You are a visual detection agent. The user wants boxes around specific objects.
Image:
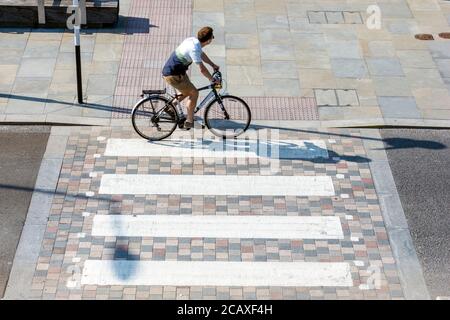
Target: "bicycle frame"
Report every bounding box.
[165,83,224,116]
[145,71,229,123]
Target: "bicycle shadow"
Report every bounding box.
[148,138,371,164]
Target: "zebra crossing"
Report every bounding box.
[80,136,355,289]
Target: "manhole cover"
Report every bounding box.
[415,34,434,40]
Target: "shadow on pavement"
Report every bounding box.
[0,93,132,115]
[0,184,118,203]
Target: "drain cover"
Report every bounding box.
[415,34,434,40]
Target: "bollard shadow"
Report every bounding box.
[0,93,132,115]
[0,184,118,203]
[377,137,446,151]
[244,122,448,152]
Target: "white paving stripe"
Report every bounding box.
[91,215,344,239]
[99,174,335,196]
[104,138,329,159]
[81,261,353,287]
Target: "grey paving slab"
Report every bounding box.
[378,96,421,119]
[323,29,358,42]
[17,58,57,78]
[336,89,359,106]
[225,34,258,49]
[263,78,301,96]
[44,96,82,117]
[82,95,113,118]
[59,37,96,54]
[314,89,338,106]
[387,20,417,34]
[368,41,396,57]
[223,19,257,34]
[404,68,446,89]
[435,59,450,78]
[318,106,382,121]
[373,77,412,97]
[0,49,24,64]
[0,65,18,86]
[92,43,123,62]
[330,59,368,78]
[0,103,7,114]
[260,44,295,61]
[12,78,51,95]
[56,52,93,68]
[23,40,60,58]
[291,33,328,51]
[28,29,64,41]
[288,17,319,33]
[193,12,225,27]
[326,40,362,59]
[0,38,28,50]
[397,50,436,69]
[256,15,289,29]
[366,58,404,76]
[261,61,298,79]
[227,65,263,85]
[226,84,264,96]
[87,75,116,95]
[259,29,292,44]
[6,95,47,114]
[378,2,413,18]
[427,42,450,59]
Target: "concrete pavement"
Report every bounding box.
[0,0,449,127]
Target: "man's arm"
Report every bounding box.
[197,62,214,82]
[201,52,219,70]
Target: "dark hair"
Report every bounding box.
[197,27,214,43]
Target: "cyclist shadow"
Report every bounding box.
[149,139,371,164]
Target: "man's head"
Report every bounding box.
[197,26,214,46]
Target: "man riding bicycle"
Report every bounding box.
[162,26,220,129]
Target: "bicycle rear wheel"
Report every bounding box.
[131,96,178,141]
[204,95,251,139]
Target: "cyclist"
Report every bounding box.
[162,26,220,129]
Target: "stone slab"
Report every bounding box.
[378,96,421,119]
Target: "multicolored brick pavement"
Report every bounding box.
[27,125,405,300]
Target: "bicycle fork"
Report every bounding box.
[214,92,230,120]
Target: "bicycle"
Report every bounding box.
[131,71,252,141]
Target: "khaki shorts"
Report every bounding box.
[163,74,196,96]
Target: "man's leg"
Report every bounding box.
[185,89,199,124]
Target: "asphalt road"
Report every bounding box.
[380,128,450,299]
[0,125,50,298]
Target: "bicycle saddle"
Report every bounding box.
[142,89,166,95]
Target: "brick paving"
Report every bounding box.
[29,126,404,299]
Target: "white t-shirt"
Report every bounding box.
[175,37,203,65]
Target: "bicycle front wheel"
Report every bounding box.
[204,95,251,138]
[131,96,178,141]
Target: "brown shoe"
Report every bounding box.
[183,121,193,129]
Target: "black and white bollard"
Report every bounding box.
[73,0,83,104]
